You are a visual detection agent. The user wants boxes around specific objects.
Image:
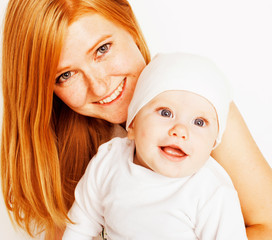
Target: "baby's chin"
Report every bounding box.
[157,170,193,179]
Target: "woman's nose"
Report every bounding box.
[168,124,189,140]
[88,78,108,97]
[85,71,109,97]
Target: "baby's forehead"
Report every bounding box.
[126,52,232,144]
[148,90,218,115]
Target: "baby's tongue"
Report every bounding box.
[161,146,186,157]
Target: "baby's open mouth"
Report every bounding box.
[160,146,187,158]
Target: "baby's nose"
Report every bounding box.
[168,124,188,140]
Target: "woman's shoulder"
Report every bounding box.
[110,124,127,138]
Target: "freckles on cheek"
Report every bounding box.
[115,46,145,74]
[113,55,135,74]
[56,88,85,108]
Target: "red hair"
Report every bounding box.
[1,0,150,238]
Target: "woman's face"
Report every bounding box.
[54,13,146,123]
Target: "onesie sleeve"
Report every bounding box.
[62,148,108,240]
[195,186,248,240]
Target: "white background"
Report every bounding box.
[1,0,272,239]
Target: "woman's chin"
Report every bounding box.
[103,113,127,124]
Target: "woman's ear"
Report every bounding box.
[127,121,135,140]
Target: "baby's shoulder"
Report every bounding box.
[198,157,234,188]
[189,158,238,207]
[90,137,134,170]
[81,137,134,187]
[97,137,134,156]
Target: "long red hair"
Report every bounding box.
[1,0,150,238]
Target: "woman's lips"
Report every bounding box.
[159,145,188,162]
[95,78,126,105]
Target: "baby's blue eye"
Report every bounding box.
[194,118,205,127]
[159,109,173,118]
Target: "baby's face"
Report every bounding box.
[128,90,218,178]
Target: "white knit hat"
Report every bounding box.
[126,52,232,146]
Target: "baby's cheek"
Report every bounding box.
[139,130,147,139]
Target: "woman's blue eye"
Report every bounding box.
[194,118,205,127]
[159,109,173,118]
[97,43,110,56]
[56,71,75,84]
[61,71,71,79]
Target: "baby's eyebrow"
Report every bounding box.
[196,110,217,120]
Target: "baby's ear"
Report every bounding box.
[212,139,219,150]
[127,120,135,140]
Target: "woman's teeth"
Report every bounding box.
[98,80,125,104]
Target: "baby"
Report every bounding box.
[63,53,247,240]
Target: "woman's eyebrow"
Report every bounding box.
[86,34,112,55]
[56,34,112,75]
[55,66,71,78]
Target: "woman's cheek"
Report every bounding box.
[116,40,146,76]
[55,82,88,109]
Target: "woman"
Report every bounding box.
[1,0,272,239]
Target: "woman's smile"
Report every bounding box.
[54,14,146,123]
[96,78,126,104]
